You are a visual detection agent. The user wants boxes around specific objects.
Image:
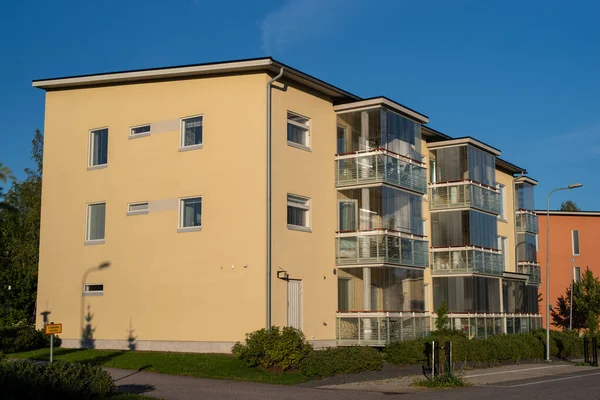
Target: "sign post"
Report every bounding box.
[44,322,62,363]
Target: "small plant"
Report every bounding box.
[413,374,469,388]
[299,346,383,378]
[232,326,312,371]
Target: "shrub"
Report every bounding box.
[0,325,61,353]
[232,326,313,371]
[299,346,383,378]
[0,360,115,399]
[413,374,468,388]
[383,339,427,365]
[551,330,583,359]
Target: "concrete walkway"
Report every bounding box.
[108,362,598,399]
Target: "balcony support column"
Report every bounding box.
[363,267,372,340]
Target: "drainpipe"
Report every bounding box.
[266,67,284,329]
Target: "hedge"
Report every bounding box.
[0,360,115,399]
[0,325,61,353]
[299,346,383,378]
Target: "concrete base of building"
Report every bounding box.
[60,339,236,353]
[310,339,337,349]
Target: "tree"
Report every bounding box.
[0,130,43,327]
[435,301,450,332]
[0,162,15,184]
[551,267,600,333]
[560,200,580,211]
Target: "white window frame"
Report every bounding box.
[129,123,151,138]
[497,183,507,221]
[572,229,580,256]
[287,111,311,151]
[498,236,508,270]
[178,196,202,232]
[88,127,109,169]
[85,202,106,244]
[127,202,149,216]
[179,114,203,151]
[83,283,104,296]
[287,194,311,232]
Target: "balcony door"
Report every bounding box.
[287,280,302,330]
[338,200,358,231]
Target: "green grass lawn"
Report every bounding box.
[10,348,309,385]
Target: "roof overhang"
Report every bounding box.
[32,57,360,102]
[503,272,528,281]
[426,137,501,156]
[333,96,429,124]
[515,176,538,186]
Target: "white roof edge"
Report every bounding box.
[515,176,538,186]
[32,59,275,89]
[333,97,429,124]
[535,211,600,216]
[426,137,501,156]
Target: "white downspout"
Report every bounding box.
[267,67,284,329]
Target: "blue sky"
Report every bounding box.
[1,0,598,209]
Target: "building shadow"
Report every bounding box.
[80,304,96,349]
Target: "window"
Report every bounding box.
[287,112,310,149]
[497,184,506,220]
[130,124,150,137]
[180,116,203,149]
[89,128,108,167]
[572,230,580,256]
[83,284,104,296]
[179,197,202,230]
[287,194,310,230]
[499,236,508,270]
[574,266,581,283]
[127,202,149,215]
[86,203,106,242]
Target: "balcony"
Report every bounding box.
[335,150,426,194]
[516,210,538,234]
[429,181,501,215]
[517,262,541,285]
[337,312,431,346]
[431,247,504,276]
[336,231,428,268]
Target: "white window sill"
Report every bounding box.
[129,132,151,139]
[179,144,203,152]
[84,240,105,246]
[87,164,108,171]
[287,141,311,152]
[287,224,312,233]
[498,218,508,223]
[127,210,149,216]
[178,226,202,233]
[83,292,104,296]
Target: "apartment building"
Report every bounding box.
[33,57,540,352]
[536,210,600,328]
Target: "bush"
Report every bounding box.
[551,330,583,359]
[232,326,313,371]
[299,346,383,378]
[0,360,115,399]
[383,339,427,365]
[0,325,61,353]
[413,374,468,388]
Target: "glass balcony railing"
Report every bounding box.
[429,181,501,215]
[517,262,541,285]
[335,151,427,194]
[431,247,504,276]
[336,231,429,268]
[516,210,538,234]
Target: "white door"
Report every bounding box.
[287,280,302,330]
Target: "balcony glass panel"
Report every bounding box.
[516,232,537,263]
[430,145,496,187]
[516,210,538,233]
[433,275,501,313]
[336,108,422,161]
[338,187,424,235]
[515,182,535,210]
[336,313,431,345]
[431,248,504,275]
[336,233,429,267]
[502,279,539,313]
[431,210,499,249]
[429,182,501,214]
[338,267,425,312]
[517,263,541,286]
[335,152,426,194]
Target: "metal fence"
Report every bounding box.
[432,313,543,339]
[431,248,504,276]
[430,182,501,215]
[337,312,431,346]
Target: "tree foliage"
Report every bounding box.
[560,200,580,211]
[551,267,600,334]
[0,130,43,327]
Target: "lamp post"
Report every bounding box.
[570,257,575,331]
[545,183,582,361]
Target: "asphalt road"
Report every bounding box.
[112,367,600,400]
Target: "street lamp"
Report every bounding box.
[545,183,583,361]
